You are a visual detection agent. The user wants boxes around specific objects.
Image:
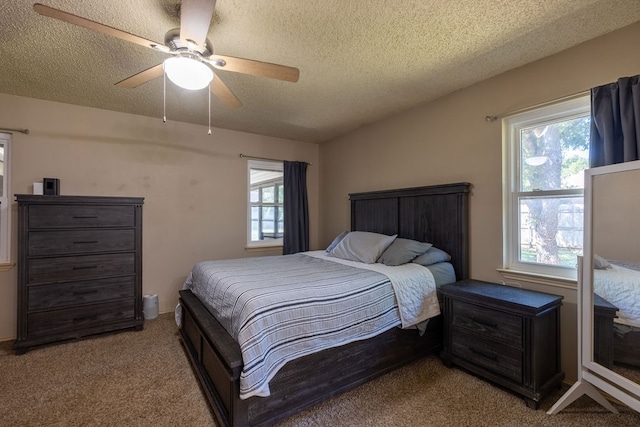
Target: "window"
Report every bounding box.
[0,133,11,265]
[248,160,284,246]
[503,96,590,279]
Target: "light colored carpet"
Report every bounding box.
[1,313,639,426]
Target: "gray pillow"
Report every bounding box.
[377,238,432,266]
[326,231,349,252]
[412,246,451,267]
[594,254,611,270]
[328,231,397,264]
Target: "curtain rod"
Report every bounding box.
[0,127,29,134]
[485,89,590,122]
[239,154,312,165]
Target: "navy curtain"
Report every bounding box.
[589,75,640,167]
[283,161,309,255]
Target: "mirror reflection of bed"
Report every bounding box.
[592,168,640,385]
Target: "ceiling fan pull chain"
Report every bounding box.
[208,83,212,135]
[163,71,167,123]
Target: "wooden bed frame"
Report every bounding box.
[614,331,640,367]
[178,182,470,427]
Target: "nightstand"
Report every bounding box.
[593,293,618,368]
[440,279,564,409]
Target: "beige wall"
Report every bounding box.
[593,168,640,262]
[0,93,319,340]
[318,22,640,381]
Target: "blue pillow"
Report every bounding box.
[593,254,611,270]
[412,247,451,266]
[377,238,432,266]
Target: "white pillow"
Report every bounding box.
[328,231,397,264]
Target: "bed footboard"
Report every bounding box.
[179,289,442,427]
[179,290,248,426]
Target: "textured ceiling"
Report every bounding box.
[1,1,640,143]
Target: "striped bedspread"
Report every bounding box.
[182,251,439,399]
[594,262,640,328]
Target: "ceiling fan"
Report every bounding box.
[33,1,300,109]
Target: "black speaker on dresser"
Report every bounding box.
[43,177,60,195]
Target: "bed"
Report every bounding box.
[177,182,470,427]
[593,260,640,368]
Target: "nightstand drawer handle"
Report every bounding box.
[471,317,498,328]
[72,265,98,270]
[72,216,99,219]
[470,347,498,361]
[73,240,99,244]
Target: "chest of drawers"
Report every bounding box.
[14,195,144,353]
[440,279,564,409]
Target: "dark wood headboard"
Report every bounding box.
[350,182,470,280]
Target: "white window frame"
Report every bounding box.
[502,96,590,279]
[247,160,284,248]
[0,133,11,265]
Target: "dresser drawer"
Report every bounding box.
[27,299,135,338]
[28,229,135,256]
[28,253,135,285]
[452,329,523,382]
[451,300,522,347]
[28,276,136,310]
[28,204,135,229]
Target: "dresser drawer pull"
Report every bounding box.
[470,347,498,361]
[471,317,498,328]
[72,216,99,219]
[72,265,98,270]
[73,240,99,244]
[72,289,99,296]
[74,315,98,323]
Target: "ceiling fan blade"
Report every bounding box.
[209,55,300,83]
[115,64,164,88]
[180,0,216,49]
[210,76,242,109]
[33,3,169,52]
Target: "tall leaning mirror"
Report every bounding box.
[548,160,640,414]
[585,160,640,405]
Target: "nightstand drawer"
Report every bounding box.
[27,299,135,338]
[28,276,136,310]
[28,204,135,229]
[28,229,135,256]
[451,300,522,346]
[452,330,522,382]
[28,253,135,285]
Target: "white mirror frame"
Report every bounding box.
[582,160,640,408]
[549,160,640,414]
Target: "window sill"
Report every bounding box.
[497,268,577,290]
[245,245,283,253]
[0,263,15,272]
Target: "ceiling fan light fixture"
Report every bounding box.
[163,56,213,90]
